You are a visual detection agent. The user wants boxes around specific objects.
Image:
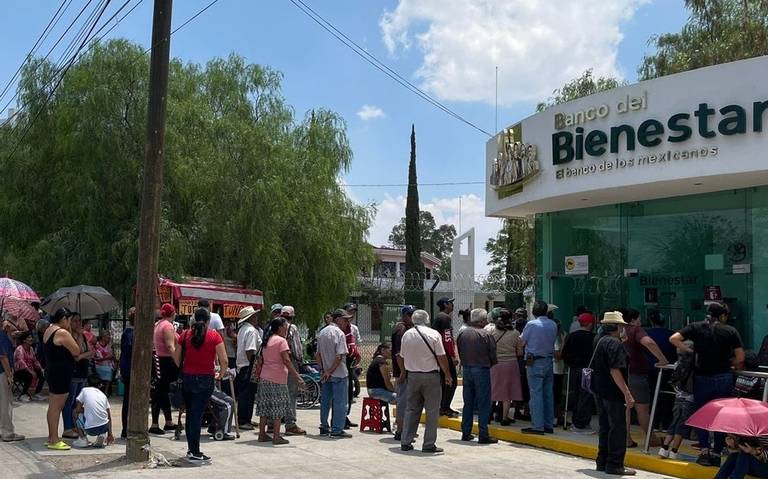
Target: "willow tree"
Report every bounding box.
[0,40,373,327]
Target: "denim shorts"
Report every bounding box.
[667,399,695,436]
[76,414,109,436]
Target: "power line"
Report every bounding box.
[0,0,71,106]
[287,0,493,138]
[343,181,484,187]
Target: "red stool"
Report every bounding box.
[360,397,392,433]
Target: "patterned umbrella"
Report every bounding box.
[0,277,40,302]
[0,297,41,330]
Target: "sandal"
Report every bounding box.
[46,440,71,451]
[258,434,272,443]
[272,436,289,445]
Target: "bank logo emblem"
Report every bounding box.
[490,126,540,198]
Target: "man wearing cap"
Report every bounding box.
[316,309,351,438]
[519,300,558,435]
[342,303,361,424]
[562,312,597,433]
[391,305,415,440]
[398,309,453,454]
[280,305,307,436]
[235,306,261,430]
[592,311,635,476]
[433,297,459,417]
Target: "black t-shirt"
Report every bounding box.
[366,355,387,390]
[561,330,596,368]
[592,335,628,402]
[679,321,743,375]
[391,322,410,377]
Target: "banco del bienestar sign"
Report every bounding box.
[485,56,768,217]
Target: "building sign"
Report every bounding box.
[179,299,196,316]
[489,124,540,198]
[485,57,768,218]
[222,303,241,319]
[157,285,172,304]
[564,255,589,276]
[704,285,722,301]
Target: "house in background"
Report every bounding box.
[364,245,442,279]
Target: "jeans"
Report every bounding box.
[715,452,768,479]
[462,366,491,439]
[368,388,396,403]
[527,358,554,430]
[596,397,628,471]
[63,379,87,430]
[153,356,179,424]
[235,367,256,426]
[568,367,594,429]
[320,376,347,434]
[694,373,734,454]
[182,374,215,455]
[441,359,458,411]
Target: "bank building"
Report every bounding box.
[486,55,768,349]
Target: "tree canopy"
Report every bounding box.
[0,40,373,327]
[404,125,424,307]
[639,0,768,80]
[536,69,624,112]
[388,210,456,276]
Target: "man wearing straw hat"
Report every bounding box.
[591,311,635,476]
[235,306,261,430]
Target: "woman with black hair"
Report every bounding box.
[13,331,45,401]
[43,308,81,450]
[62,313,93,440]
[254,317,305,445]
[366,343,396,404]
[172,307,229,464]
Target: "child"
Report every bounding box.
[72,375,114,448]
[658,340,695,460]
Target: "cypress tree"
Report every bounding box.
[404,125,424,308]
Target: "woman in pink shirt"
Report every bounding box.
[94,330,116,396]
[150,303,179,435]
[254,317,304,445]
[13,331,44,401]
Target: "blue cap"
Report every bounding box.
[270,303,284,313]
[401,305,416,315]
[343,303,358,312]
[436,297,455,308]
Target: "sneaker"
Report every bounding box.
[272,437,290,445]
[163,423,178,431]
[570,426,595,435]
[461,434,475,442]
[31,394,46,401]
[478,437,498,444]
[401,444,414,452]
[93,434,106,448]
[696,453,721,467]
[605,467,636,476]
[17,395,30,403]
[330,431,352,439]
[2,433,25,442]
[658,448,669,459]
[393,431,402,441]
[239,423,255,431]
[544,428,554,434]
[521,428,545,435]
[668,451,679,460]
[500,418,514,426]
[222,433,236,441]
[186,452,211,463]
[148,427,165,435]
[72,437,90,448]
[319,427,330,436]
[422,446,444,454]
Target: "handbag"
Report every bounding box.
[250,343,264,384]
[168,337,186,409]
[581,337,605,394]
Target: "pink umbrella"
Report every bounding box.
[0,297,40,329]
[686,397,768,436]
[0,277,40,302]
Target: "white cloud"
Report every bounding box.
[356,104,386,120]
[367,193,503,275]
[380,0,646,105]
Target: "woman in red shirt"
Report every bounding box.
[172,308,229,464]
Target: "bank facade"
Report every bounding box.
[486,56,768,349]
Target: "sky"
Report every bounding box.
[0,0,690,275]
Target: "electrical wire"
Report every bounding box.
[287,0,493,138]
[0,0,71,105]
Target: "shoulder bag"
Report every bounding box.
[580,337,606,394]
[414,326,440,369]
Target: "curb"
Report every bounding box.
[428,415,715,479]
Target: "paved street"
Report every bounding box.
[1,391,672,479]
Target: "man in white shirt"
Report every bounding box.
[397,309,453,454]
[235,306,261,430]
[198,299,225,340]
[72,376,113,448]
[316,309,351,438]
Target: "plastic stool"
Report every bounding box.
[360,397,392,433]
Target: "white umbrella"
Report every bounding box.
[40,285,119,318]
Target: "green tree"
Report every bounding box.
[388,210,456,277]
[0,40,373,328]
[536,69,624,112]
[639,0,768,80]
[484,218,534,306]
[404,125,424,307]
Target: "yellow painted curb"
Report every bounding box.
[421,414,716,479]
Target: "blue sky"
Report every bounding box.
[0,0,689,273]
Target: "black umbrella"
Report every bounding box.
[40,285,119,318]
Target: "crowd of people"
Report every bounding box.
[0,294,767,477]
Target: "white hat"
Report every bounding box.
[281,305,295,317]
[547,304,559,313]
[238,306,260,325]
[601,311,627,325]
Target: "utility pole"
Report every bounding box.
[126,0,173,462]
